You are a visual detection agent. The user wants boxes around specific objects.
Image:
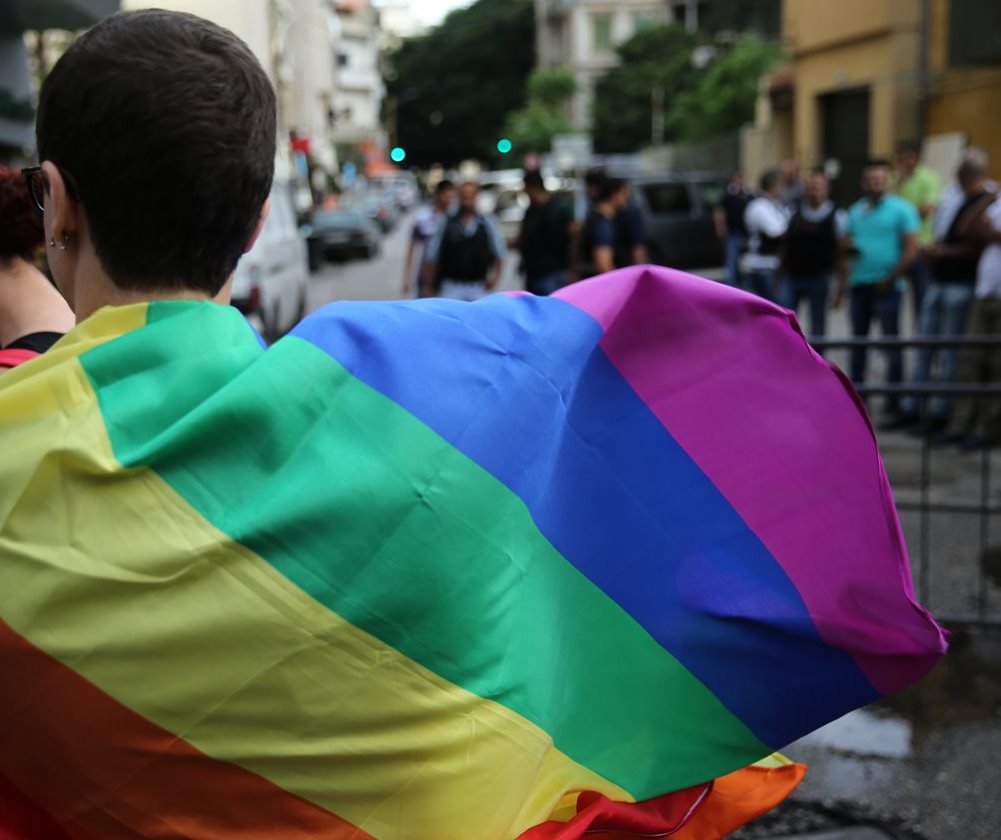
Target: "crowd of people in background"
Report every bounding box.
[713,142,1000,450]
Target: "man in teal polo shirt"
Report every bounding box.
[836,159,919,419]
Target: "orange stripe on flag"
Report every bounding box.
[0,620,372,840]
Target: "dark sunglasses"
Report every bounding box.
[21,165,82,215]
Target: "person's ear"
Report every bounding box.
[40,161,82,244]
[244,198,271,254]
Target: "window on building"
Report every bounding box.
[337,53,349,67]
[633,12,656,34]
[948,0,1001,66]
[591,13,613,52]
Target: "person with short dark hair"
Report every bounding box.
[613,183,647,269]
[778,170,846,339]
[714,170,751,287]
[517,172,574,295]
[0,166,74,371]
[741,169,789,300]
[423,181,506,300]
[578,177,630,279]
[31,9,276,315]
[836,159,920,420]
[403,178,455,297]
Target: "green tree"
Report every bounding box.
[386,0,535,167]
[591,26,701,154]
[503,68,577,154]
[670,37,782,142]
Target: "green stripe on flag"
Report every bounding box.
[80,301,768,797]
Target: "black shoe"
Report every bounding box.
[879,411,920,431]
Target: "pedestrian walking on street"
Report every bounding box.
[937,194,1001,450]
[714,170,751,288]
[836,159,920,421]
[577,176,629,280]
[896,158,994,432]
[778,169,846,339]
[402,178,454,298]
[613,181,647,269]
[742,169,789,301]
[893,139,941,318]
[517,171,575,295]
[423,180,506,301]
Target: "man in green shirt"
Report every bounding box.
[894,139,941,315]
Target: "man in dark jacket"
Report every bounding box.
[423,181,506,301]
[779,170,845,339]
[517,171,574,295]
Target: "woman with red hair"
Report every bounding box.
[0,165,74,371]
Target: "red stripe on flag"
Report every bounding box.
[517,783,711,839]
[0,620,372,840]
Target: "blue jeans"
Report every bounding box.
[907,254,933,320]
[724,234,745,287]
[745,268,776,301]
[902,282,975,417]
[850,284,903,413]
[779,272,830,338]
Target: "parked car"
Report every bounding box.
[624,173,727,270]
[308,208,381,265]
[231,182,309,342]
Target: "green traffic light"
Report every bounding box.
[496,138,513,154]
[390,147,406,163]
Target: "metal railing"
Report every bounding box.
[812,334,1001,626]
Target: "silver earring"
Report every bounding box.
[48,236,68,251]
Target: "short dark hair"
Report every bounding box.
[895,138,922,157]
[36,10,277,295]
[435,179,455,195]
[585,167,608,189]
[864,158,893,171]
[597,177,627,203]
[0,167,44,263]
[523,171,546,191]
[760,169,779,193]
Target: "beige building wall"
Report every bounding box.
[924,0,1001,171]
[782,0,922,168]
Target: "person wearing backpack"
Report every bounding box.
[423,181,506,301]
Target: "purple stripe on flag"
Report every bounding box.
[555,266,946,695]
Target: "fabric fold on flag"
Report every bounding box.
[0,265,945,839]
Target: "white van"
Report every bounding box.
[231,181,310,342]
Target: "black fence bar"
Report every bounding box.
[810,334,999,626]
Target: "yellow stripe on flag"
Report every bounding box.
[0,343,631,840]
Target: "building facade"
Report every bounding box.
[332,0,385,149]
[535,0,704,131]
[753,0,1001,205]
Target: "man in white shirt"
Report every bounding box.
[741,169,789,301]
[939,195,1001,450]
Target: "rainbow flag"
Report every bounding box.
[0,265,945,838]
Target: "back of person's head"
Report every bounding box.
[523,171,546,192]
[0,167,44,265]
[585,168,608,191]
[36,10,277,296]
[957,158,988,186]
[597,177,627,204]
[759,169,780,195]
